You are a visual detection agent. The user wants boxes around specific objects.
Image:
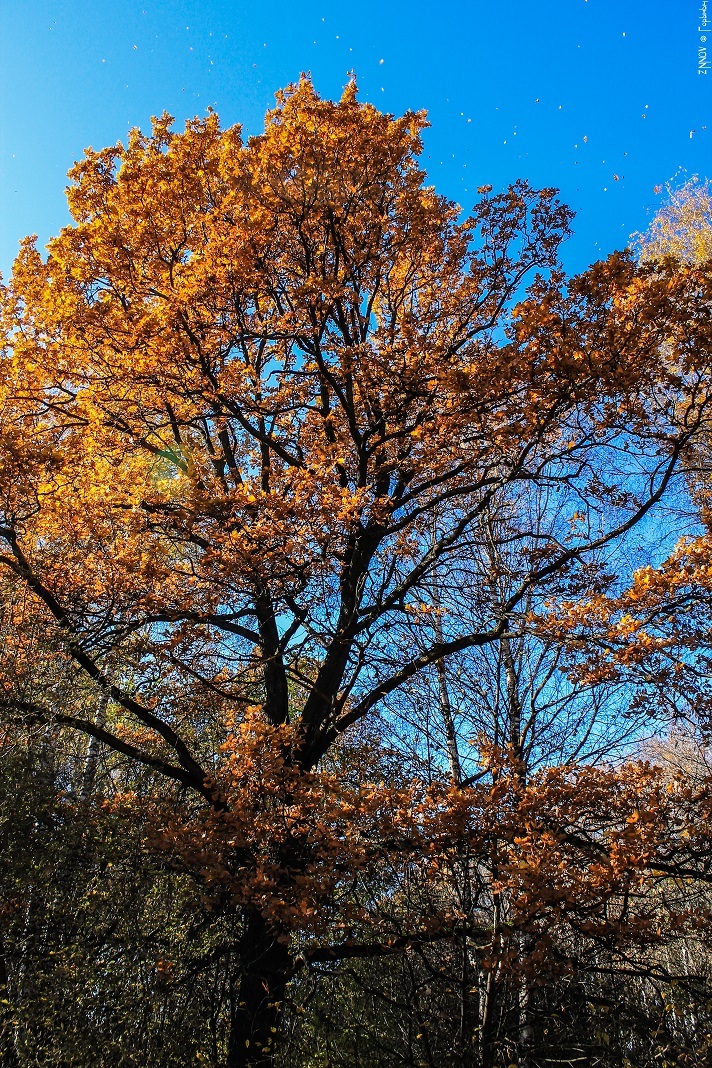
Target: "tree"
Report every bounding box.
[1,77,712,1066]
[636,175,712,266]
[545,171,712,722]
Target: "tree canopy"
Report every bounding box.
[1,79,712,1068]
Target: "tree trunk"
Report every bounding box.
[227,909,291,1068]
[455,929,475,1068]
[0,951,19,1068]
[516,971,534,1068]
[430,567,462,786]
[479,888,503,1068]
[479,965,500,1068]
[80,668,113,802]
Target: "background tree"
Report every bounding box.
[636,175,712,266]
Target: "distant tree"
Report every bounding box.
[636,175,712,265]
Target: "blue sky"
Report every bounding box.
[1,0,709,278]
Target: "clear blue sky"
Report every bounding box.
[1,0,709,278]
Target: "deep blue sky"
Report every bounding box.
[1,0,709,278]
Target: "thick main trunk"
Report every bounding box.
[227,910,291,1068]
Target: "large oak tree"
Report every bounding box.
[2,78,712,1066]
